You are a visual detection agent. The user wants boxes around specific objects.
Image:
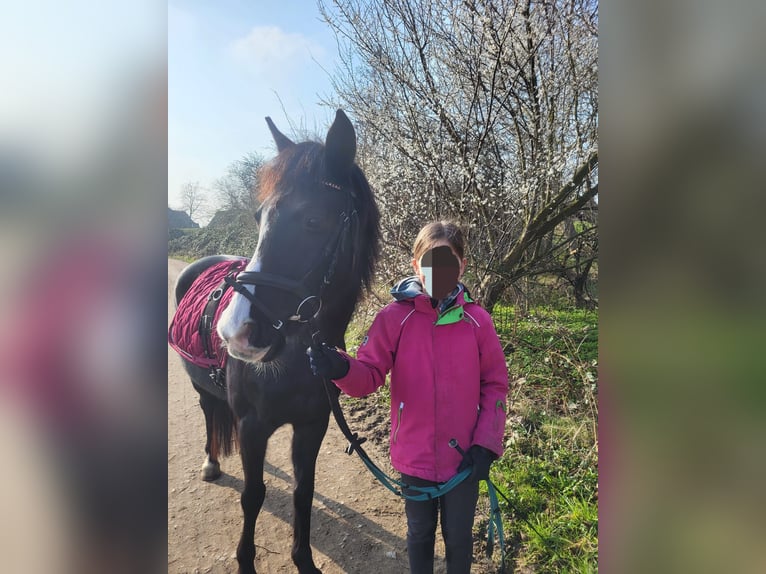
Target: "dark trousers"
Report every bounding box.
[402,473,480,574]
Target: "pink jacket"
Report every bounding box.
[334,282,508,482]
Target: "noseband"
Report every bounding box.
[224,181,357,333]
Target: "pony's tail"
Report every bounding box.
[210,397,239,458]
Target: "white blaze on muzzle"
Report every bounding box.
[217,259,261,343]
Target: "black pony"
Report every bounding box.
[173,110,380,574]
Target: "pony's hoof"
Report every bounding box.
[200,459,221,481]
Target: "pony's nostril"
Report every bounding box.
[246,321,273,349]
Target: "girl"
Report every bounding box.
[308,221,508,573]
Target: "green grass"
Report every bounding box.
[487,304,598,572]
[169,254,196,263]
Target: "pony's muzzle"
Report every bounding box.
[223,320,282,363]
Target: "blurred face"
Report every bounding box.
[412,241,467,299]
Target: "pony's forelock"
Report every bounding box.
[257,142,323,205]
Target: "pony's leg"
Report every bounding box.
[236,412,272,574]
[198,391,221,481]
[290,418,330,574]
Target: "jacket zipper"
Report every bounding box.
[394,402,404,443]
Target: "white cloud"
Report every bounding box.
[229,25,326,78]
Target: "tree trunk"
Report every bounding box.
[474,280,507,315]
[571,258,594,309]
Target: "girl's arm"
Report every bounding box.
[333,308,398,398]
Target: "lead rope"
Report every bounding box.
[486,480,505,564]
[309,324,506,569]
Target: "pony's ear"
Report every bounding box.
[325,109,356,178]
[265,117,294,151]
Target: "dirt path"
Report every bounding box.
[168,259,493,573]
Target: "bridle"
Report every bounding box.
[223,181,357,334]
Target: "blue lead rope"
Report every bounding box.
[316,363,505,565]
[486,479,505,560]
[358,451,505,560]
[359,451,506,564]
[359,455,472,501]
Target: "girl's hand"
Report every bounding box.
[306,344,350,379]
[456,445,497,481]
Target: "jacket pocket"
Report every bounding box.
[394,402,404,443]
[493,400,505,432]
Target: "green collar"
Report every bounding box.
[434,288,474,325]
[436,305,465,325]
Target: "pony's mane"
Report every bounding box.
[257,141,381,295]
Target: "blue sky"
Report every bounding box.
[169,1,340,210]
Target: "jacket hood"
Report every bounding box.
[390,275,426,301]
[390,275,468,312]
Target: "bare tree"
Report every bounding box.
[320,0,598,311]
[213,152,266,213]
[178,181,206,222]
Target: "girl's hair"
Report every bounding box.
[412,221,466,261]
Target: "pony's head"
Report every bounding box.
[217,110,379,364]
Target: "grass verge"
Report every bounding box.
[487,305,598,572]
